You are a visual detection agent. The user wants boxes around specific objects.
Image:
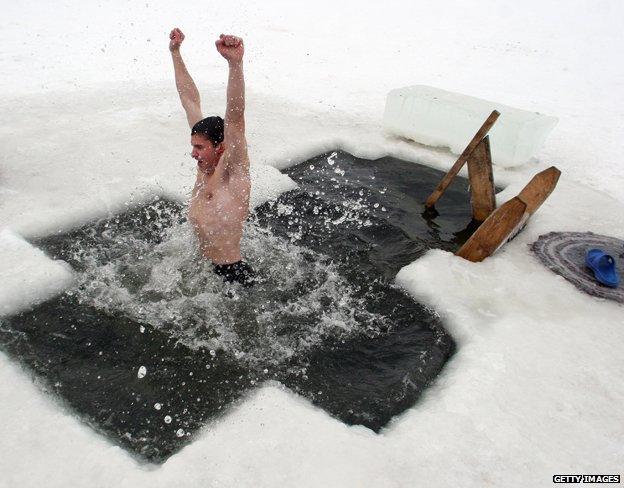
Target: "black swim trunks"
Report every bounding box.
[213,261,256,287]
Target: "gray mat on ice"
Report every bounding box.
[531,232,624,303]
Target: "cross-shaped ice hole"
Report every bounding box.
[0,151,479,462]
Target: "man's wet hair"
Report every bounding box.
[191,116,224,146]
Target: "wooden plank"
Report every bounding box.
[455,197,527,262]
[456,165,561,263]
[517,166,561,215]
[424,110,500,209]
[467,136,496,222]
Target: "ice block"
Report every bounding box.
[383,85,558,168]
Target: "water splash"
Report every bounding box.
[66,213,390,371]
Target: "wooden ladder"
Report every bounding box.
[423,110,561,262]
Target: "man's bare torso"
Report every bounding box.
[188,154,250,265]
[170,29,249,266]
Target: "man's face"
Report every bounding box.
[191,134,223,174]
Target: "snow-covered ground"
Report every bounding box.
[1,0,623,486]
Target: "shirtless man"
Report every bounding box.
[169,28,254,286]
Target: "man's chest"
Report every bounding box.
[189,188,233,220]
[189,180,250,228]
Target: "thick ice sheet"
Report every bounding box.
[0,230,74,316]
[384,85,558,167]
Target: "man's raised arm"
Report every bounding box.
[169,28,203,128]
[216,34,248,174]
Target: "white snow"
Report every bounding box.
[383,85,558,167]
[1,0,623,486]
[0,230,74,316]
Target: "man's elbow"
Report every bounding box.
[181,97,200,110]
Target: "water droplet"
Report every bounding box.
[164,415,172,424]
[176,428,185,437]
[137,366,147,379]
[154,403,162,410]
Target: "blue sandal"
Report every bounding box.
[586,248,620,288]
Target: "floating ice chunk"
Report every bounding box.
[383,85,558,168]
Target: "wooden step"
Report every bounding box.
[456,166,561,262]
[455,197,527,262]
[517,166,561,215]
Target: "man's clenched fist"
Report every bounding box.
[215,34,244,63]
[169,27,185,52]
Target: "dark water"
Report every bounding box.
[0,151,475,462]
[271,150,479,279]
